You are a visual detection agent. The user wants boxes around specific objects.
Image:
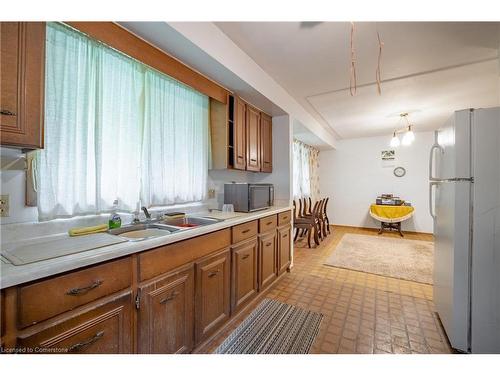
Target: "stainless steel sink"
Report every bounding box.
[108,223,179,241]
[159,216,223,229]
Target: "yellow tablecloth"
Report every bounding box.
[369,204,415,223]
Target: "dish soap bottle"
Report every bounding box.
[108,199,122,229]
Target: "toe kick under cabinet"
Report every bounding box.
[0,211,292,353]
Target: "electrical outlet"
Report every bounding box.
[0,194,9,217]
[207,188,216,199]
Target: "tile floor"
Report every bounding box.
[202,226,453,354]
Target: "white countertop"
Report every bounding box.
[0,206,291,289]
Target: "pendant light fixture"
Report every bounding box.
[390,131,400,147]
[389,113,415,147]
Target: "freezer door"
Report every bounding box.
[470,107,500,353]
[435,110,472,180]
[433,180,471,352]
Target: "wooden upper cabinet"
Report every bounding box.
[195,249,231,345]
[233,96,247,170]
[137,266,194,354]
[0,22,45,149]
[260,113,273,172]
[246,104,261,172]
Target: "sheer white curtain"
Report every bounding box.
[36,22,209,221]
[292,140,311,199]
[37,22,144,220]
[141,68,209,207]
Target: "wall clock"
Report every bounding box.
[393,166,406,177]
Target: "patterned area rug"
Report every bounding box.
[214,299,323,354]
[324,234,434,284]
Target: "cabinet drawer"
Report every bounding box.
[259,214,277,233]
[18,257,132,328]
[231,220,258,244]
[139,229,231,281]
[17,292,133,354]
[278,211,292,226]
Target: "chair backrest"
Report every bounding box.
[323,197,329,215]
[293,200,298,220]
[308,197,313,215]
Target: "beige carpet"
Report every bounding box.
[324,234,434,284]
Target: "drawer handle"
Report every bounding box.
[208,270,219,278]
[283,234,288,238]
[266,242,272,247]
[241,229,250,234]
[160,291,180,304]
[237,156,244,159]
[66,280,103,296]
[241,254,250,260]
[250,158,257,162]
[67,331,104,353]
[266,221,273,225]
[0,109,16,116]
[282,216,289,220]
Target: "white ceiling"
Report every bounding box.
[216,22,500,139]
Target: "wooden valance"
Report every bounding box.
[66,22,228,103]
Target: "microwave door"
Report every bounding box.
[249,185,271,211]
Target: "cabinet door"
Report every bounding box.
[137,267,194,354]
[0,22,45,149]
[278,225,292,275]
[233,97,247,170]
[17,292,133,354]
[195,249,231,344]
[246,104,261,171]
[231,238,258,313]
[259,230,278,290]
[260,113,273,173]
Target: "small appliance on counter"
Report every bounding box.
[224,183,274,212]
[375,194,404,206]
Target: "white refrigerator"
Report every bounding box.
[429,107,500,353]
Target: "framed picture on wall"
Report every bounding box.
[381,150,396,167]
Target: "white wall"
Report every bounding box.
[319,131,435,233]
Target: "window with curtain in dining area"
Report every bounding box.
[292,139,320,201]
[35,22,209,221]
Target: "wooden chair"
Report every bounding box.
[323,197,331,234]
[293,200,321,248]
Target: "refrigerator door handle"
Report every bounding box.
[429,143,445,181]
[429,181,439,220]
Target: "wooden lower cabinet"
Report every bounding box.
[137,266,194,354]
[277,225,292,275]
[195,249,231,345]
[231,238,258,314]
[258,230,278,291]
[17,292,133,354]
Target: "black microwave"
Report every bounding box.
[224,183,274,212]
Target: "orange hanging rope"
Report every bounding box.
[349,22,357,96]
[376,31,384,95]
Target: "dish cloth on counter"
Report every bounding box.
[369,204,415,223]
[68,223,109,236]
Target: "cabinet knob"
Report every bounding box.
[159,290,180,304]
[208,270,219,278]
[0,109,16,116]
[66,280,103,296]
[67,331,104,352]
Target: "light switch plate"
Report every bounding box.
[207,189,216,199]
[0,194,9,217]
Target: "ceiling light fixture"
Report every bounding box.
[389,113,416,147]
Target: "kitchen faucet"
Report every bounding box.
[141,206,152,221]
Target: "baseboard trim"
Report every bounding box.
[330,224,433,236]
